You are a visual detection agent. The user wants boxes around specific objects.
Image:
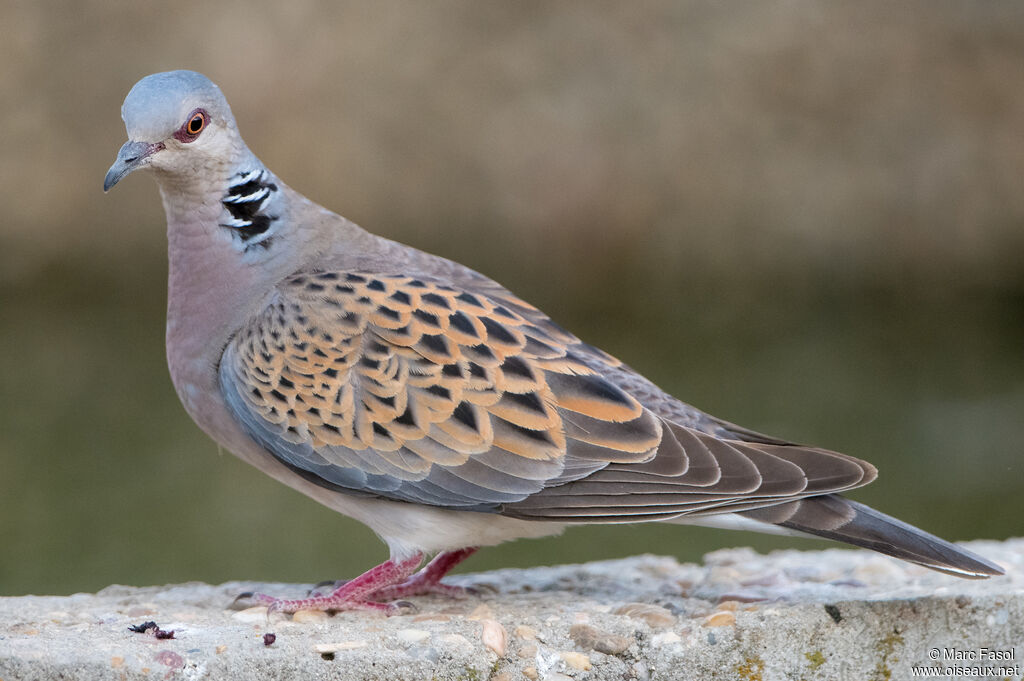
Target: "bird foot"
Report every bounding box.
[305,575,474,602]
[367,547,481,601]
[368,578,472,601]
[238,589,415,615]
[237,554,424,614]
[235,548,480,615]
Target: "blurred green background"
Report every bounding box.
[2,1,1021,596]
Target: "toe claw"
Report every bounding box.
[392,600,418,614]
[232,591,255,607]
[308,579,348,597]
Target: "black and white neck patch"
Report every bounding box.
[221,168,278,247]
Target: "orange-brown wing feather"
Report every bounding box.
[220,271,662,509]
[222,270,876,514]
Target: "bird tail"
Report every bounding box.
[737,494,1004,578]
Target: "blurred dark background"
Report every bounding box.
[2,1,1021,596]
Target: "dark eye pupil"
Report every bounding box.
[189,115,203,133]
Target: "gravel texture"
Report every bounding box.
[1,539,1021,681]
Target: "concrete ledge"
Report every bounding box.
[1,539,1021,681]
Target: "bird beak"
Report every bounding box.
[103,140,164,192]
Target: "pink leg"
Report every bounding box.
[245,554,423,614]
[369,547,478,601]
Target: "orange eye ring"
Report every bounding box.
[175,109,209,142]
[186,111,206,135]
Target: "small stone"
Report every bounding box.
[263,633,276,646]
[480,619,507,656]
[313,641,368,653]
[439,634,471,648]
[651,631,681,646]
[613,603,676,628]
[705,612,736,627]
[569,623,632,655]
[467,604,495,620]
[517,643,538,659]
[523,667,539,680]
[110,656,124,668]
[396,628,431,644]
[232,606,269,622]
[514,625,537,641]
[292,609,328,623]
[560,651,592,671]
[215,645,227,654]
[717,600,739,612]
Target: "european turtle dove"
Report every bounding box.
[104,71,1002,613]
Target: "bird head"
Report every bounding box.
[104,70,243,192]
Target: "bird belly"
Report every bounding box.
[308,492,570,559]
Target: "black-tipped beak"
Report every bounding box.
[103,140,163,192]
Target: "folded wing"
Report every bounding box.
[219,271,876,516]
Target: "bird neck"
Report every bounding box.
[160,154,298,420]
[159,150,397,423]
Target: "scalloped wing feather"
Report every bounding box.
[220,272,663,510]
[220,271,877,516]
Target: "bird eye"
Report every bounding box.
[175,109,208,142]
[187,112,205,134]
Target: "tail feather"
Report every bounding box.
[738,494,1004,579]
